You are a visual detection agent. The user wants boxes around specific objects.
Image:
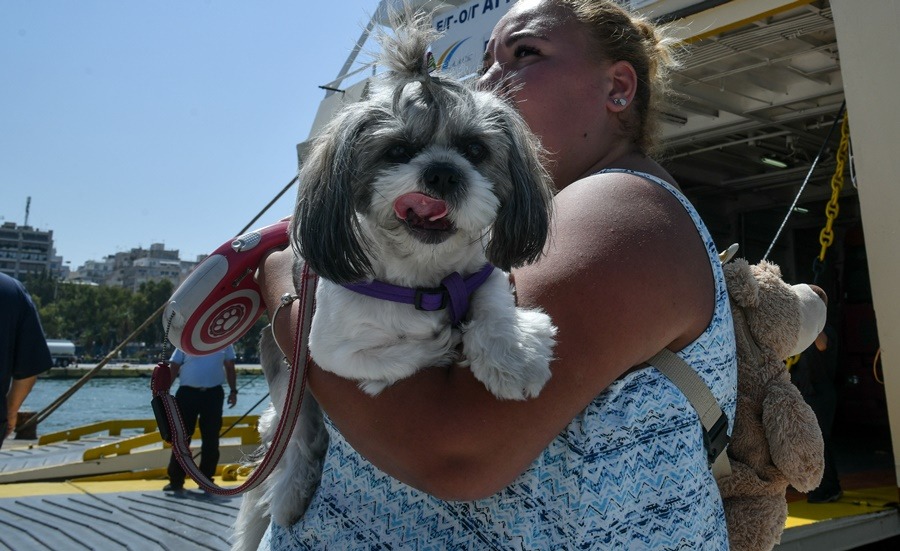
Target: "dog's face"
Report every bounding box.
[293,79,554,285]
[292,28,554,286]
[351,84,513,249]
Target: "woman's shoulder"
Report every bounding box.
[546,165,693,263]
[515,161,715,362]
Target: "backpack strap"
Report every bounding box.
[648,349,732,479]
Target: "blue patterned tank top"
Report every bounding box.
[260,169,737,550]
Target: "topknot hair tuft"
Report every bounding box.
[377,6,440,86]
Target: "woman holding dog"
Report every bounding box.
[257,0,736,548]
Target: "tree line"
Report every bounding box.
[22,272,266,363]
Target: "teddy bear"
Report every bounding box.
[717,258,827,551]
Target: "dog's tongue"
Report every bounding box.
[393,192,448,222]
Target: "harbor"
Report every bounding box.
[19,370,271,435]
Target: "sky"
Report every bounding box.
[1,0,389,269]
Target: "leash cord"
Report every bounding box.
[155,264,316,496]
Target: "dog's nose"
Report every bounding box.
[422,163,462,196]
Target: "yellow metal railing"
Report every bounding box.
[36,416,260,460]
[39,419,161,444]
[81,416,260,460]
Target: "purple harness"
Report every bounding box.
[342,264,495,326]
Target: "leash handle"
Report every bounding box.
[151,263,317,496]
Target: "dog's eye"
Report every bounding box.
[462,142,488,163]
[386,144,414,164]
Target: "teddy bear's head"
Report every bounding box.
[723,259,826,361]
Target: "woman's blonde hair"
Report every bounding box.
[559,0,681,154]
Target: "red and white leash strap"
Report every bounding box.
[150,263,317,496]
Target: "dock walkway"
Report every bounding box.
[0,481,240,550]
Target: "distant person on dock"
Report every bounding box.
[163,345,238,492]
[1,272,53,446]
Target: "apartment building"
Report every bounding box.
[71,243,198,291]
[0,221,56,280]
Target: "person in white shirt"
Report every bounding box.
[163,345,237,492]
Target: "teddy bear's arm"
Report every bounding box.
[761,375,825,492]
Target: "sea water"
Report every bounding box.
[20,367,273,436]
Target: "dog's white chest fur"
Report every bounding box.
[309,267,555,400]
[309,280,461,395]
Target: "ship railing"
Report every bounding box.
[35,416,260,460]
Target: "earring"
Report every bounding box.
[612,98,627,107]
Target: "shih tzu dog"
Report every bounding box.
[233,11,556,550]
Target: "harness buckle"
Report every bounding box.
[704,412,730,465]
[413,286,448,311]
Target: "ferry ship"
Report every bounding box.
[2,1,898,549]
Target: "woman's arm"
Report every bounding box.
[257,172,715,500]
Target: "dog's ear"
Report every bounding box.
[486,109,555,270]
[292,107,373,284]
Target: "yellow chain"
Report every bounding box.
[818,114,851,261]
[787,114,850,372]
[785,355,799,371]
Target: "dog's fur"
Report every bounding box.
[232,11,556,550]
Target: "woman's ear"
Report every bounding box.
[606,60,638,111]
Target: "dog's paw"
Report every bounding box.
[465,308,556,400]
[358,379,390,396]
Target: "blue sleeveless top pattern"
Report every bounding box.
[260,169,737,550]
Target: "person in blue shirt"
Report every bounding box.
[1,272,53,446]
[163,345,238,492]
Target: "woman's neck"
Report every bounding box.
[560,145,644,186]
[553,147,680,192]
[599,149,681,190]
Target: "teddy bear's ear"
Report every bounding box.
[723,258,760,308]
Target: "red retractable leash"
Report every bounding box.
[150,262,317,496]
[164,218,292,356]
